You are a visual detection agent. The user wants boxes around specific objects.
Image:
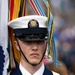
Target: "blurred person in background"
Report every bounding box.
[58,27,75,75]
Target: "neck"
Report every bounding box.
[20,59,43,74]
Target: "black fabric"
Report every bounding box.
[10,66,53,75]
[43,66,53,75]
[10,66,22,75]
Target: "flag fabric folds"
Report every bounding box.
[8,0,26,67]
[0,0,9,75]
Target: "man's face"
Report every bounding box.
[15,39,48,65]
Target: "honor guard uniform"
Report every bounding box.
[8,15,60,75]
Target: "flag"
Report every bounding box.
[8,0,26,68]
[0,0,9,75]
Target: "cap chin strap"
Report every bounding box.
[16,39,46,66]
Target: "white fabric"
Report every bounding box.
[0,0,9,75]
[52,71,60,75]
[8,15,48,29]
[19,63,44,75]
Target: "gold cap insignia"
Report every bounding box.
[29,19,38,28]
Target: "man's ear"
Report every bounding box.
[14,41,20,51]
[45,40,48,43]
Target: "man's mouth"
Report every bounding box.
[30,53,39,57]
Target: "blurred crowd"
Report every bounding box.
[58,27,75,75]
[50,0,75,75]
[26,0,75,75]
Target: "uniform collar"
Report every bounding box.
[19,63,45,75]
[52,71,60,75]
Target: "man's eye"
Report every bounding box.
[25,41,32,44]
[36,41,44,44]
[21,40,32,44]
[20,40,45,44]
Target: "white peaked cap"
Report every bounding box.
[8,15,48,41]
[8,15,48,29]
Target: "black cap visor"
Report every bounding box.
[14,28,48,41]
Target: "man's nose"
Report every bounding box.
[31,43,38,51]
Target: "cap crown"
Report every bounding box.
[8,15,48,41]
[8,15,48,29]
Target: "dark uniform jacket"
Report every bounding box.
[10,66,53,75]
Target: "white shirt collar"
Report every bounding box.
[52,71,60,75]
[19,63,45,75]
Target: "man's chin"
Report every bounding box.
[29,61,41,66]
[30,61,39,64]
